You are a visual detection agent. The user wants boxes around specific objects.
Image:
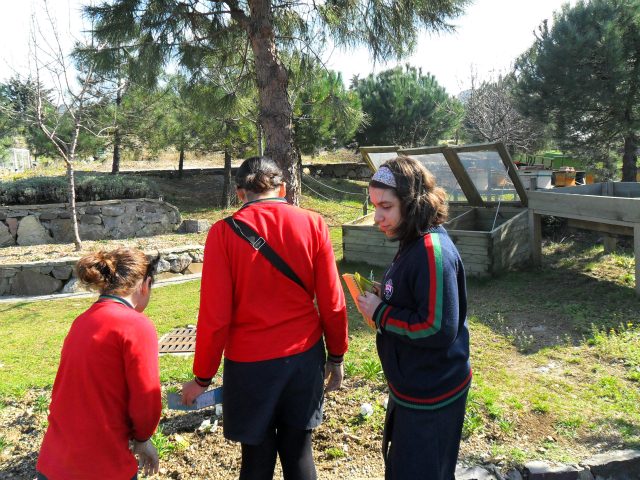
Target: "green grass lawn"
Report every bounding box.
[0,176,639,468]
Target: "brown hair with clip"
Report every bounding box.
[76,248,159,296]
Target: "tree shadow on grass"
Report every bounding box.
[576,417,640,451]
[466,235,637,355]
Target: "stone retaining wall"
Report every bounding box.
[117,162,374,181]
[302,163,373,181]
[0,199,182,248]
[0,245,204,297]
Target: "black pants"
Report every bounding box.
[239,417,317,480]
[382,389,469,480]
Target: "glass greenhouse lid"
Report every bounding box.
[360,146,401,171]
[360,142,528,208]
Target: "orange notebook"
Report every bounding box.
[342,272,376,332]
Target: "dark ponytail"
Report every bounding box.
[235,156,284,194]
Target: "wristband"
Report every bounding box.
[327,352,344,367]
[194,376,213,387]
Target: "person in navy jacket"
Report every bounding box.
[357,156,471,480]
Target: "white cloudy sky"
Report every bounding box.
[1,0,576,95]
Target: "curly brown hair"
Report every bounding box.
[76,248,158,296]
[370,156,448,243]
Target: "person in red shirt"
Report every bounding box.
[182,156,348,480]
[36,248,162,480]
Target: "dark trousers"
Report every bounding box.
[239,417,317,480]
[382,389,469,480]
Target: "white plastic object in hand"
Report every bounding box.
[360,403,373,417]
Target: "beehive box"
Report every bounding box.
[344,142,530,277]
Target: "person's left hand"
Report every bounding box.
[356,291,383,320]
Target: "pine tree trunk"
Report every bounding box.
[223,150,232,208]
[66,161,82,251]
[622,133,638,182]
[246,0,299,205]
[111,84,122,174]
[111,126,121,174]
[178,147,185,179]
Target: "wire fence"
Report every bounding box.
[301,181,363,210]
[300,176,370,223]
[302,173,363,196]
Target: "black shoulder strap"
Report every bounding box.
[224,216,308,293]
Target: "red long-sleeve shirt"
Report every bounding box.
[193,199,348,380]
[37,299,162,480]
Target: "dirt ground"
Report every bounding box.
[1,379,390,480]
[1,344,631,480]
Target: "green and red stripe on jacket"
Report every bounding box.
[373,228,471,410]
[374,232,444,338]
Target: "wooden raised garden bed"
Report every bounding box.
[344,142,531,277]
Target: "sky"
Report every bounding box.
[1,0,576,95]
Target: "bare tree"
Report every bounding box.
[461,69,544,152]
[7,5,120,250]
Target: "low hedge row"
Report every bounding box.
[0,175,160,205]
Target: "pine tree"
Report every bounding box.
[86,0,468,203]
[352,65,460,147]
[516,0,640,181]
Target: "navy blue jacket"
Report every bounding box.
[373,226,471,409]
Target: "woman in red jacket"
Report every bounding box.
[37,248,162,480]
[183,156,349,480]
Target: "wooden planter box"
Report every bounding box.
[446,206,529,277]
[344,142,531,277]
[528,182,640,296]
[343,206,529,277]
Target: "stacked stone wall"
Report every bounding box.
[302,163,373,181]
[0,245,203,297]
[118,162,374,181]
[0,199,182,248]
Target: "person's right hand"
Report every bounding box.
[182,379,207,407]
[131,439,159,476]
[372,281,381,297]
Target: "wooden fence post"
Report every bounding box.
[363,188,368,216]
[529,209,542,268]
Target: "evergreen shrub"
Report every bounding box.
[0,175,160,205]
